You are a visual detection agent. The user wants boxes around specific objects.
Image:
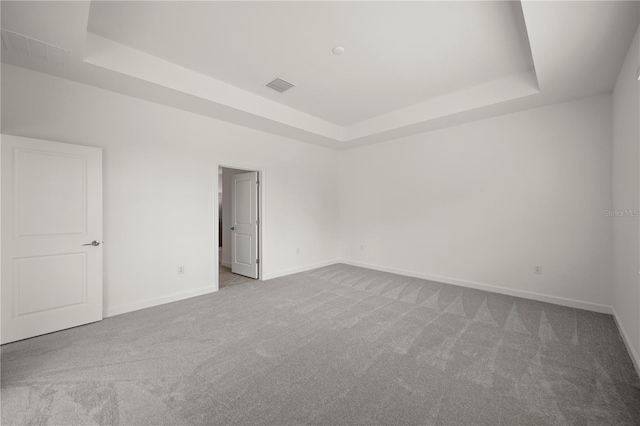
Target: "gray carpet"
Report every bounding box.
[2,264,639,425]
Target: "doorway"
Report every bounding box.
[218,165,262,289]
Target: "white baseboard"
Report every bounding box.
[340,259,613,314]
[263,259,340,281]
[105,285,218,318]
[221,261,231,268]
[612,308,640,378]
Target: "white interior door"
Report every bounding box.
[231,171,258,279]
[1,135,103,344]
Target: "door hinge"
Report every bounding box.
[256,258,260,264]
[256,180,260,185]
[256,219,259,226]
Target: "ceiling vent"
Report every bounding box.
[1,29,69,67]
[266,78,295,93]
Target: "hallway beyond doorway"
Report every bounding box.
[219,248,253,290]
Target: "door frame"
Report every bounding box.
[216,162,264,288]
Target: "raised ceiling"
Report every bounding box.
[1,1,639,149]
[87,1,534,126]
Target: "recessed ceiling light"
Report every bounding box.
[332,46,345,55]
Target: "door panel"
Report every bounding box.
[234,179,251,225]
[231,171,258,279]
[1,135,103,344]
[234,233,252,265]
[15,150,87,237]
[14,253,87,317]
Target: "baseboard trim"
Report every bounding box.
[612,308,640,378]
[221,261,231,268]
[105,285,218,318]
[340,260,613,314]
[263,259,340,281]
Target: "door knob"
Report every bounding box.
[82,240,101,246]
[230,227,235,231]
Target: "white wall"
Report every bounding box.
[340,94,613,312]
[612,25,640,371]
[220,167,248,268]
[1,65,340,316]
[0,60,631,349]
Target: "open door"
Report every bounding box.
[1,135,103,344]
[231,171,259,279]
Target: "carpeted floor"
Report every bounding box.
[2,264,639,425]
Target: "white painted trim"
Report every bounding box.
[612,308,640,379]
[85,34,343,142]
[221,261,232,268]
[340,260,613,314]
[104,285,217,318]
[263,259,340,281]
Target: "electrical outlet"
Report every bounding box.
[534,265,542,274]
[178,265,185,274]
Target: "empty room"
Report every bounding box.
[1,1,639,425]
